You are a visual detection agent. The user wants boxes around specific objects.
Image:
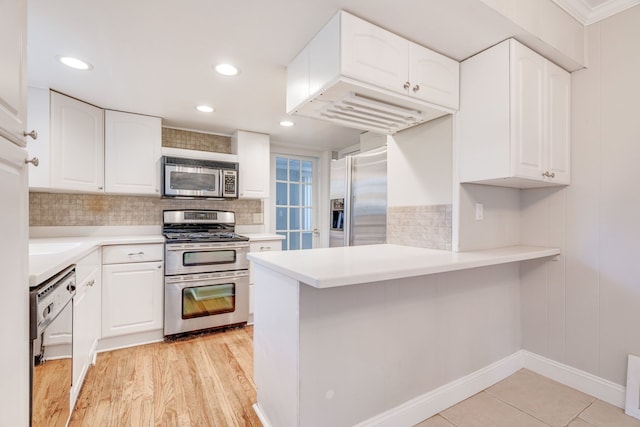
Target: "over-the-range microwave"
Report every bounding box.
[161,156,238,199]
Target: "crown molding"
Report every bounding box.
[552,0,640,25]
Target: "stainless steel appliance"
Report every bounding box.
[29,265,76,427]
[162,156,239,199]
[329,146,387,247]
[163,210,250,337]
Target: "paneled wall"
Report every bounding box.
[29,128,263,227]
[520,5,640,386]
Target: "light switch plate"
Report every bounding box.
[475,203,484,221]
[253,213,264,224]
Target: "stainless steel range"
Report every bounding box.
[163,210,250,337]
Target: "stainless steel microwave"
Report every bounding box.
[162,156,239,199]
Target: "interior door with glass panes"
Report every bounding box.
[272,155,318,250]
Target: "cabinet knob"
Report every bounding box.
[403,81,411,90]
[25,157,39,167]
[23,130,38,140]
[412,84,420,93]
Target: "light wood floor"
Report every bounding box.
[69,326,261,427]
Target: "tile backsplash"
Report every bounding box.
[29,128,261,227]
[162,127,231,153]
[387,205,452,251]
[29,193,261,226]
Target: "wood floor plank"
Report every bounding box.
[69,326,261,427]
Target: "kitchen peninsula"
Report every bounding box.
[249,244,559,427]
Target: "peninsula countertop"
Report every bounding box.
[248,244,560,288]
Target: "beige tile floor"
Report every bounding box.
[415,369,640,427]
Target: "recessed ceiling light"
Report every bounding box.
[58,56,92,70]
[215,63,239,76]
[279,120,295,127]
[196,105,215,113]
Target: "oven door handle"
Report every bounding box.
[165,271,249,285]
[165,243,249,251]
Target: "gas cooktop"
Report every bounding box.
[162,209,249,243]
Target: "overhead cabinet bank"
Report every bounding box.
[287,10,459,134]
[27,88,161,195]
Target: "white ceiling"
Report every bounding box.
[26,0,635,151]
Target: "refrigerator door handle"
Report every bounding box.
[344,155,353,246]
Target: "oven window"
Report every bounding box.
[183,250,237,266]
[182,283,235,319]
[170,170,217,191]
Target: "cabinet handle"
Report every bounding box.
[128,251,144,256]
[412,84,420,93]
[87,279,95,287]
[98,186,104,190]
[403,81,410,90]
[542,171,556,178]
[25,157,39,167]
[260,246,271,251]
[23,130,38,140]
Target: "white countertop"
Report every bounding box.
[29,235,164,287]
[248,244,560,288]
[243,233,285,241]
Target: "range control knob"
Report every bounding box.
[43,303,53,318]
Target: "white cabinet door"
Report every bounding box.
[71,267,99,404]
[102,261,163,337]
[26,87,51,188]
[105,110,161,195]
[0,0,27,147]
[340,12,409,95]
[510,41,545,181]
[409,42,459,109]
[0,137,29,426]
[232,131,270,199]
[248,239,282,316]
[545,60,571,184]
[50,91,104,192]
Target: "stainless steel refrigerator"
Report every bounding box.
[329,146,387,247]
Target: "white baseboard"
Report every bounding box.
[354,351,524,427]
[254,350,628,427]
[253,403,273,427]
[521,350,626,409]
[353,350,627,427]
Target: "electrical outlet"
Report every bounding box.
[475,203,484,221]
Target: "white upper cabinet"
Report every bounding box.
[105,110,161,195]
[231,130,270,199]
[458,39,570,188]
[340,12,409,95]
[286,11,459,134]
[0,0,28,147]
[409,42,459,109]
[50,91,105,192]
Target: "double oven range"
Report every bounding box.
[163,210,250,337]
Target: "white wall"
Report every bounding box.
[479,0,586,69]
[520,5,640,386]
[387,116,453,207]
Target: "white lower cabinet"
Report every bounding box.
[101,244,163,338]
[248,238,282,317]
[71,249,101,406]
